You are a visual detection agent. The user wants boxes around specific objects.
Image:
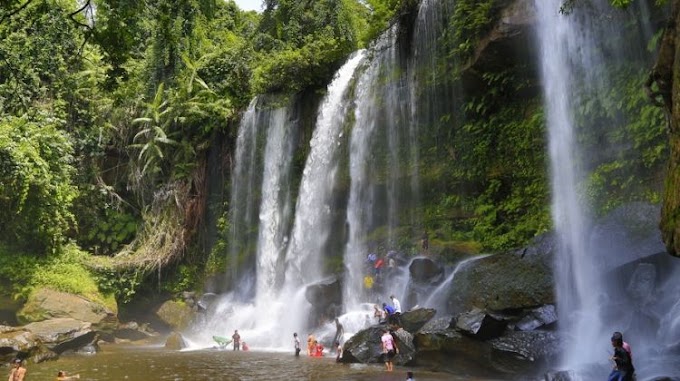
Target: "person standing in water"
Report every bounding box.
[293,332,301,356]
[335,341,343,362]
[307,333,316,356]
[406,371,414,381]
[381,329,398,372]
[608,333,634,381]
[8,358,26,381]
[333,318,344,346]
[232,330,241,351]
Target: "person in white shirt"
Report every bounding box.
[390,295,402,313]
[389,295,402,327]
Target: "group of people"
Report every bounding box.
[363,251,399,294]
[373,294,402,326]
[230,330,249,351]
[7,358,80,381]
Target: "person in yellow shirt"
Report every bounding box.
[363,274,374,289]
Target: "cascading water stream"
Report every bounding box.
[343,0,457,319]
[283,51,366,287]
[227,99,264,295]
[535,0,606,370]
[422,255,490,311]
[190,52,366,349]
[187,103,296,349]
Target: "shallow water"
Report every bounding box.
[22,345,511,381]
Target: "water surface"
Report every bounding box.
[25,345,509,381]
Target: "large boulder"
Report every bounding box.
[399,308,436,333]
[447,235,555,314]
[0,326,55,363]
[341,326,415,366]
[409,258,444,284]
[413,326,500,376]
[589,202,666,268]
[155,300,194,331]
[23,318,97,354]
[489,330,559,362]
[305,277,342,323]
[17,288,117,330]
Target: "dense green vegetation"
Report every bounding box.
[0,0,669,309]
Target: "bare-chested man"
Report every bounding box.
[8,358,26,381]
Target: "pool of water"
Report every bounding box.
[22,345,512,381]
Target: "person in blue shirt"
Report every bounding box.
[382,303,396,325]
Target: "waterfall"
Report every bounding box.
[535,0,603,369]
[535,0,673,376]
[191,52,366,349]
[227,98,265,296]
[342,0,457,314]
[255,107,296,302]
[283,51,366,286]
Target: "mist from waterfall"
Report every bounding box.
[190,52,366,349]
[535,1,680,377]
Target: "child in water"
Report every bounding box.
[241,342,249,351]
[56,371,80,380]
[314,342,324,357]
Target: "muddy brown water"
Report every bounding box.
[18,345,516,381]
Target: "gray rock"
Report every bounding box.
[155,300,194,331]
[164,331,187,350]
[399,308,436,333]
[419,316,455,332]
[447,237,554,314]
[0,326,51,363]
[305,277,342,324]
[544,370,577,381]
[23,318,97,354]
[409,258,444,284]
[627,263,657,306]
[489,330,559,362]
[588,202,665,269]
[455,308,507,340]
[197,293,218,311]
[515,305,557,331]
[115,321,153,341]
[17,288,117,330]
[341,327,414,365]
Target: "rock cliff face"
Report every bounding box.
[657,1,680,258]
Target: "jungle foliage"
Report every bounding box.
[0,0,669,304]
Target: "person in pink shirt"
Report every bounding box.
[613,332,632,360]
[381,329,398,372]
